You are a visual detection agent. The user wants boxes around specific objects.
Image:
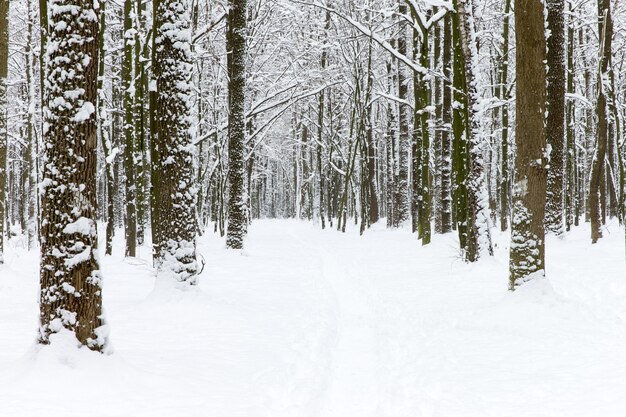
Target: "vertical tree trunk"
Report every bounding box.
[545,0,565,235]
[152,0,199,281]
[509,0,547,289]
[39,0,107,349]
[455,0,493,261]
[226,0,248,249]
[98,0,115,256]
[452,9,468,245]
[0,0,7,263]
[135,0,147,245]
[440,13,452,234]
[385,53,396,227]
[25,0,37,249]
[395,1,410,226]
[317,11,330,229]
[590,1,612,244]
[565,2,576,231]
[499,0,511,231]
[411,13,431,244]
[123,0,137,256]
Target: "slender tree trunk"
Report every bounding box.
[317,11,330,229]
[226,0,249,249]
[455,0,493,261]
[509,0,547,289]
[26,0,37,249]
[545,0,565,235]
[0,0,8,263]
[590,1,612,243]
[565,2,576,231]
[135,0,147,245]
[499,0,511,231]
[123,0,137,256]
[395,1,410,226]
[441,13,452,234]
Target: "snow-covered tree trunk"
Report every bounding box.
[509,0,547,289]
[123,0,137,257]
[545,0,566,235]
[455,0,493,262]
[564,2,576,231]
[151,0,199,281]
[39,0,107,350]
[499,0,511,232]
[0,0,7,264]
[394,1,410,227]
[440,13,452,234]
[97,0,115,256]
[134,0,147,245]
[226,0,248,249]
[25,0,38,250]
[590,1,612,244]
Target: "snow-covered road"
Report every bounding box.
[0,220,625,416]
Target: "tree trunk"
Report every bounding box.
[123,0,137,256]
[499,0,511,232]
[590,1,612,244]
[39,0,107,349]
[455,0,493,262]
[152,0,199,281]
[509,0,547,289]
[395,1,410,226]
[545,0,565,235]
[441,13,452,234]
[0,0,7,263]
[226,0,249,249]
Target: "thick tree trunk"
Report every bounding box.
[39,0,107,349]
[509,0,547,289]
[152,0,199,281]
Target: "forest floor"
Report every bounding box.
[0,219,625,416]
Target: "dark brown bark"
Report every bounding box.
[545,0,566,235]
[590,0,612,243]
[509,0,547,289]
[39,0,106,349]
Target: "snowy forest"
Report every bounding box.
[0,0,625,415]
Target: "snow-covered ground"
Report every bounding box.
[0,220,625,417]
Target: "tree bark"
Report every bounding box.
[509,0,547,289]
[0,0,8,263]
[39,0,107,349]
[545,0,566,235]
[590,0,612,244]
[226,0,249,249]
[440,13,452,234]
[152,0,199,281]
[123,0,137,256]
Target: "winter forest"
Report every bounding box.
[0,0,625,414]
